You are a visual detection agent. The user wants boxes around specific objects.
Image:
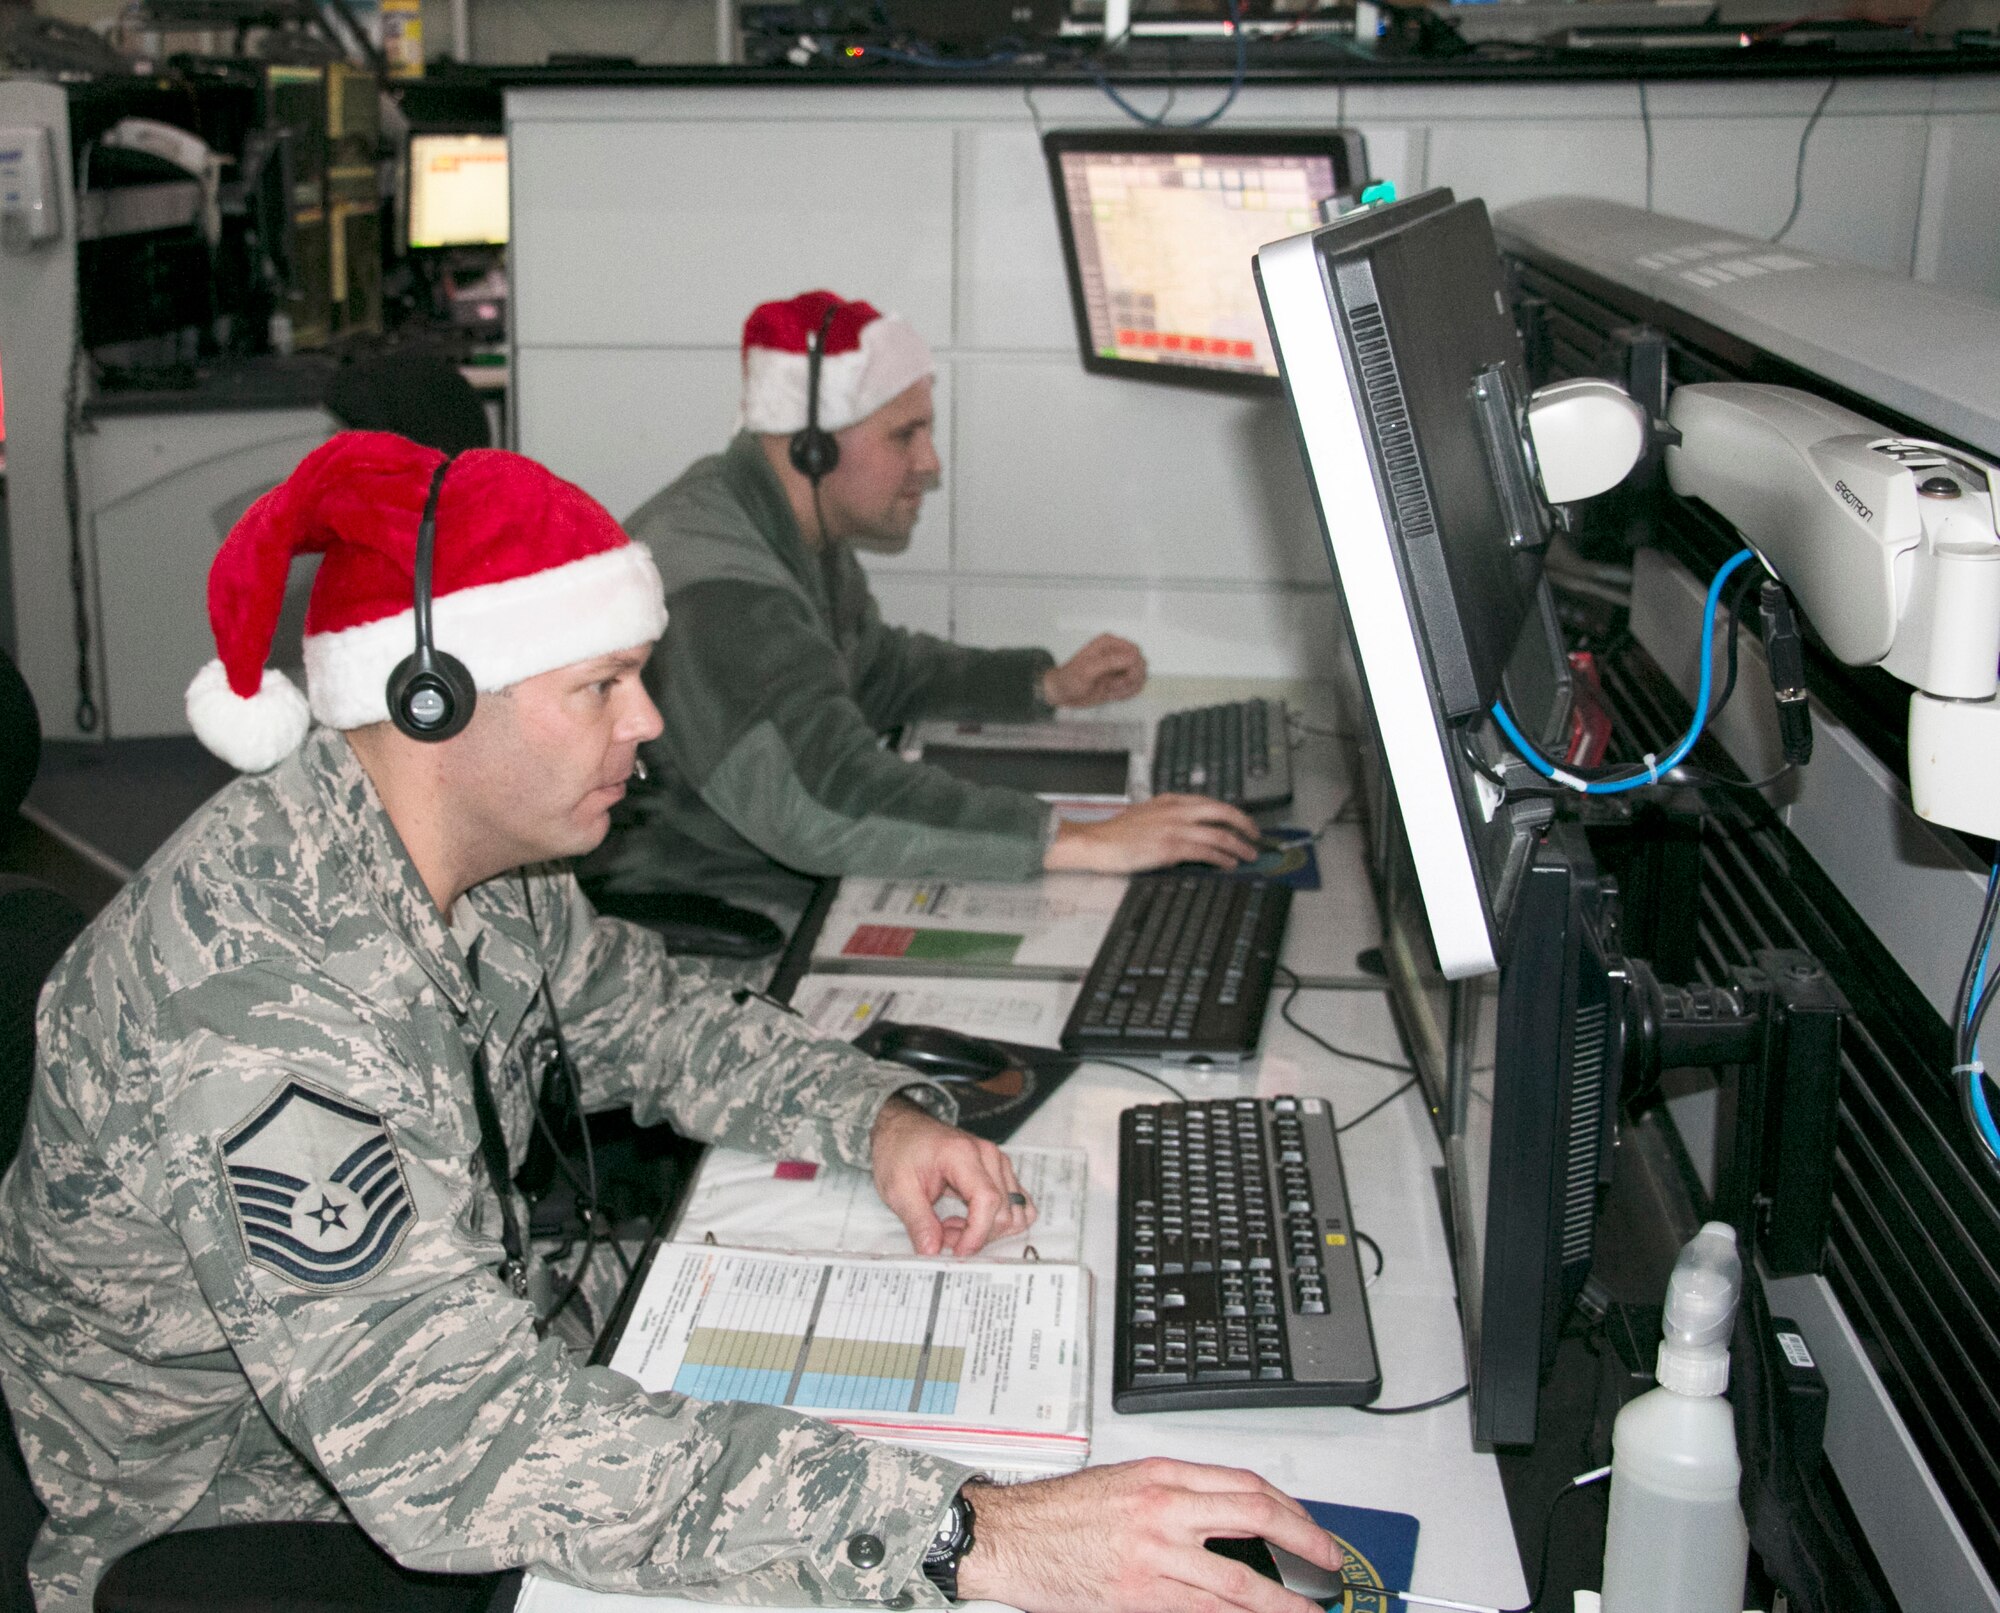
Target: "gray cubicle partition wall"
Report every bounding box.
[81,411,338,739]
[503,74,2000,681]
[0,81,81,738]
[504,84,1345,678]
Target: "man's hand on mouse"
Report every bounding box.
[957,1458,1342,1613]
[869,1097,1035,1256]
[1044,794,1263,875]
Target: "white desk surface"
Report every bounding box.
[525,677,1526,1612]
[1019,677,1522,1608]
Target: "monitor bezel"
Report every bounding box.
[406,129,510,252]
[1043,127,1366,397]
[1256,202,1501,979]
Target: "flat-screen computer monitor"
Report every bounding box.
[1258,190,1618,1447]
[1257,189,1551,979]
[408,132,509,250]
[1046,129,1367,394]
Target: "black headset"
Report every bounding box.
[787,303,841,485]
[386,456,477,743]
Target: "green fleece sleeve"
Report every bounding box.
[658,578,1051,882]
[843,553,1054,729]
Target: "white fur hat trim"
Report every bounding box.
[304,542,668,731]
[185,659,313,774]
[740,312,934,436]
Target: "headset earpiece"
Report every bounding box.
[788,304,841,484]
[387,457,477,743]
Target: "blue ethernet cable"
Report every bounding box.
[1491,547,1758,795]
[1968,872,2000,1165]
[1093,0,1249,130]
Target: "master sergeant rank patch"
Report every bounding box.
[221,1078,416,1291]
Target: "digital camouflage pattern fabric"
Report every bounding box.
[0,726,968,1611]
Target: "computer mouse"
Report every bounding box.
[1268,1543,1351,1605]
[1204,1537,1348,1607]
[857,1019,1017,1083]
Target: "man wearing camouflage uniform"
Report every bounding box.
[0,434,1338,1613]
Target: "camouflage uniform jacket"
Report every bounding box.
[0,727,971,1612]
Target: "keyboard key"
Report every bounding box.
[1133,1367,1188,1386]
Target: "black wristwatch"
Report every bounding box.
[920,1488,976,1602]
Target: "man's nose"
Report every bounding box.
[622,685,665,744]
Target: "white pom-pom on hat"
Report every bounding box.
[184,658,311,774]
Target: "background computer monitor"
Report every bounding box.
[1259,190,1616,1446]
[1046,128,1367,394]
[408,132,509,250]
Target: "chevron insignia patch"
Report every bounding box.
[221,1079,416,1291]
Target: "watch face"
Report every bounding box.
[924,1492,974,1573]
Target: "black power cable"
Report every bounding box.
[1355,1382,1468,1417]
[1275,962,1412,1077]
[1092,0,1248,130]
[1771,78,1837,243]
[1638,81,1654,212]
[514,876,625,1332]
[1337,1077,1419,1136]
[1077,1055,1186,1103]
[1496,1466,1612,1613]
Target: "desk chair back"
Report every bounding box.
[327,349,493,456]
[0,876,86,1182]
[1,647,40,822]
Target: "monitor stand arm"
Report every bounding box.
[1609,949,1873,1613]
[1620,949,1848,1281]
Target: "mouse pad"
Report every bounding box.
[852,1027,1081,1144]
[1181,829,1321,889]
[1303,1497,1420,1612]
[1241,828,1322,890]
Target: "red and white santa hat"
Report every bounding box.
[739,290,934,437]
[185,431,666,773]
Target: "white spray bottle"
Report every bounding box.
[1599,1221,1750,1613]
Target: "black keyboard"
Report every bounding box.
[1060,872,1290,1067]
[1151,698,1293,810]
[1114,1096,1380,1412]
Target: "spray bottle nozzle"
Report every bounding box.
[1656,1221,1742,1396]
